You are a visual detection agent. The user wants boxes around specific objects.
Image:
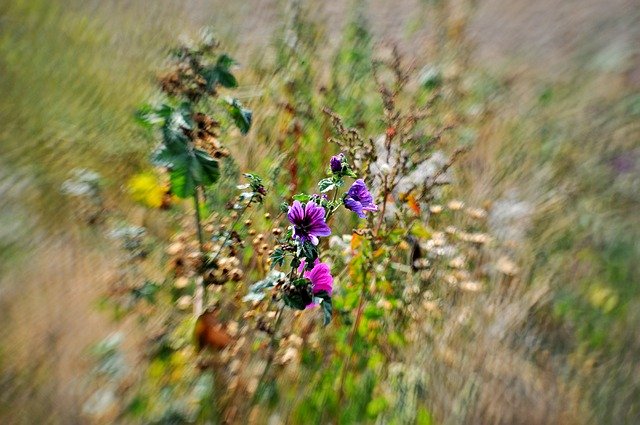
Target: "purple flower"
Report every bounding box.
[344,179,378,218]
[330,153,345,173]
[298,259,334,308]
[298,260,334,295]
[287,200,331,245]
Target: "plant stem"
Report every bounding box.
[250,304,285,407]
[193,186,207,316]
[209,193,255,264]
[193,186,205,252]
[325,187,342,222]
[337,261,371,408]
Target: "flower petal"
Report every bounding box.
[288,200,304,223]
[304,262,334,295]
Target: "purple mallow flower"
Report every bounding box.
[299,259,334,308]
[330,153,345,174]
[287,200,331,245]
[298,260,334,295]
[344,179,378,218]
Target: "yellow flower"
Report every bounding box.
[127,172,166,208]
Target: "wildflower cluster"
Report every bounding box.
[245,153,377,325]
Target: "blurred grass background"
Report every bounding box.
[1,0,639,423]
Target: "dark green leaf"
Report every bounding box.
[270,248,286,269]
[215,54,237,88]
[194,149,221,186]
[290,256,301,270]
[217,69,238,89]
[224,97,252,134]
[153,144,220,198]
[314,290,333,326]
[202,54,238,90]
[217,54,235,69]
[299,241,318,270]
[283,278,313,310]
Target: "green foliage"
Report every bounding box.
[314,290,333,326]
[283,278,314,310]
[224,97,252,134]
[131,281,160,303]
[318,176,344,193]
[298,241,319,269]
[203,54,238,89]
[153,144,220,198]
[269,247,286,269]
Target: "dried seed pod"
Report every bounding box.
[166,242,185,256]
[203,267,226,286]
[174,277,189,289]
[447,200,464,210]
[229,268,244,282]
[465,207,487,220]
[177,295,192,310]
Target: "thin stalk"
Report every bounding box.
[374,176,389,236]
[209,193,255,265]
[193,186,207,316]
[337,261,371,408]
[193,186,205,252]
[325,186,342,222]
[250,304,285,407]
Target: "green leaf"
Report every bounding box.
[166,102,194,132]
[292,193,311,202]
[194,149,221,186]
[299,241,318,270]
[215,54,237,88]
[217,54,235,69]
[283,278,313,310]
[318,178,336,193]
[224,97,252,134]
[290,256,301,270]
[314,290,333,326]
[202,55,238,90]
[135,103,173,129]
[270,247,286,270]
[153,144,220,198]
